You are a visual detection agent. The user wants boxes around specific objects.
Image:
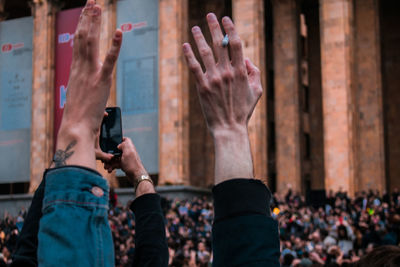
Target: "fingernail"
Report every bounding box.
[115,30,122,38]
[222,16,231,24]
[182,43,189,52]
[207,13,217,21]
[192,26,201,33]
[92,6,100,16]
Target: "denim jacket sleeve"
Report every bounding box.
[211,179,280,267]
[37,166,114,267]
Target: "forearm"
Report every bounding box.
[130,194,168,266]
[213,127,253,185]
[52,123,96,170]
[212,179,280,266]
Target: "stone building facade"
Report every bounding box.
[0,0,399,196]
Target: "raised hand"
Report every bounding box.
[182,14,262,135]
[104,137,155,196]
[182,14,263,184]
[103,138,146,178]
[53,0,122,169]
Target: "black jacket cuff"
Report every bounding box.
[212,179,272,222]
[130,193,162,215]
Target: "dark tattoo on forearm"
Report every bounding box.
[52,140,77,167]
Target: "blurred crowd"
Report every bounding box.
[1,187,399,267]
[275,187,400,266]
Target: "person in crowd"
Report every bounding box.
[11,1,167,266]
[9,0,281,266]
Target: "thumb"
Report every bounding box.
[245,58,262,95]
[245,58,260,81]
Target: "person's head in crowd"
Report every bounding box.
[2,186,400,266]
[352,245,400,267]
[282,253,295,267]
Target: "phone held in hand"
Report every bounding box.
[100,107,123,156]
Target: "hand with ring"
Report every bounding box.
[182,13,263,184]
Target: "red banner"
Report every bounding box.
[54,8,82,145]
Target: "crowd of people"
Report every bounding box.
[1,187,399,266]
[274,187,400,266]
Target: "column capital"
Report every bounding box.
[30,0,63,15]
[0,0,7,21]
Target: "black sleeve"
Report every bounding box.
[130,193,168,267]
[11,178,46,267]
[212,179,280,267]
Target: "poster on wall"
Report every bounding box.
[0,17,33,183]
[54,8,83,144]
[117,0,159,174]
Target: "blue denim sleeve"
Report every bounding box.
[37,166,114,267]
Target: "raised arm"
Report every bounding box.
[52,1,121,170]
[183,13,280,266]
[103,137,168,267]
[36,1,122,266]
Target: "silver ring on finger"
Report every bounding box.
[222,34,229,47]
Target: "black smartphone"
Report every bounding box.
[100,107,123,156]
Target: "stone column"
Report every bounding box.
[158,0,190,185]
[319,0,355,195]
[29,0,58,192]
[232,0,268,183]
[272,0,302,193]
[353,0,386,193]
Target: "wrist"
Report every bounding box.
[212,125,254,184]
[211,124,248,142]
[212,125,249,146]
[126,166,148,182]
[135,179,155,197]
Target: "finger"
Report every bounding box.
[182,43,207,90]
[104,161,118,170]
[101,29,123,79]
[221,16,244,67]
[245,58,261,85]
[104,111,108,117]
[117,142,124,150]
[96,149,113,161]
[117,137,131,150]
[206,13,229,66]
[191,26,216,72]
[87,4,102,64]
[74,1,95,61]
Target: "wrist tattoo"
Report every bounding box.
[52,140,77,167]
